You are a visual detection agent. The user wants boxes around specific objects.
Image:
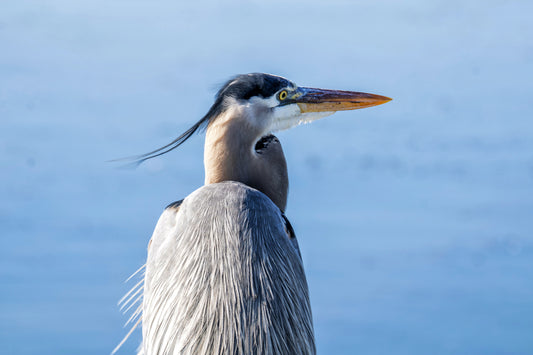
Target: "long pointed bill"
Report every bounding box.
[294,87,392,113]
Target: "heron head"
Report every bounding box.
[212,73,392,137]
[116,73,391,165]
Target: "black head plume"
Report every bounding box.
[111,73,293,166]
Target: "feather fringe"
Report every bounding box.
[112,264,145,355]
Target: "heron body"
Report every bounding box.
[143,182,313,354]
[116,73,391,355]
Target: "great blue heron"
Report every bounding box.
[115,73,391,355]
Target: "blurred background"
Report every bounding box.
[1,0,532,354]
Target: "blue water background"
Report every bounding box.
[1,1,532,354]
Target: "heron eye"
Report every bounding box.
[278,90,288,101]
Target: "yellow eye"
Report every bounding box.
[278,90,288,101]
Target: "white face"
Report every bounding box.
[244,88,335,136]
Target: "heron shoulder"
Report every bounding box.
[149,182,294,260]
[185,181,281,216]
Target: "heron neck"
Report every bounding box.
[203,108,288,212]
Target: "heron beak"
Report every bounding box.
[293,87,392,113]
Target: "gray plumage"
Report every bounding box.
[143,182,314,354]
[114,73,390,355]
